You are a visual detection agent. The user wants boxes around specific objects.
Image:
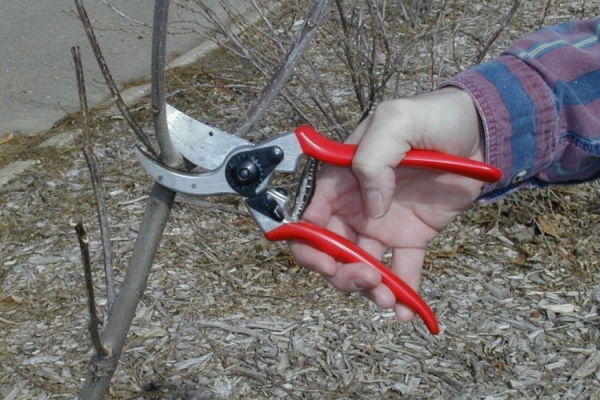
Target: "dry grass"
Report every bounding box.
[1,1,599,399]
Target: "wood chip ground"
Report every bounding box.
[1,1,599,398]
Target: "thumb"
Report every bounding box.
[355,167,397,219]
[348,103,415,219]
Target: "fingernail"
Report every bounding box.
[395,305,416,323]
[363,189,385,219]
[354,275,378,289]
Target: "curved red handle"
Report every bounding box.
[295,125,502,183]
[265,222,440,334]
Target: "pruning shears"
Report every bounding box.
[135,105,502,335]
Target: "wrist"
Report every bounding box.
[414,87,485,161]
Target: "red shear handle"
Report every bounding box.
[265,221,440,334]
[295,125,502,183]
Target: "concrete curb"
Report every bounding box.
[116,39,221,108]
[0,8,257,191]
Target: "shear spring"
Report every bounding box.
[291,157,318,220]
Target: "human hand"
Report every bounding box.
[289,87,486,322]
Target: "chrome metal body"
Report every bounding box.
[166,104,248,169]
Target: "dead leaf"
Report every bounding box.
[1,295,23,304]
[536,216,563,237]
[0,132,14,145]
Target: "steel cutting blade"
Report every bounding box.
[167,104,250,170]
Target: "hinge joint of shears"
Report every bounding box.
[225,146,284,197]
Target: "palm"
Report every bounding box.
[291,165,484,321]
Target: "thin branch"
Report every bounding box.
[391,29,429,96]
[364,2,382,121]
[74,0,158,157]
[193,1,270,75]
[230,0,332,137]
[72,217,110,358]
[301,66,349,138]
[72,45,116,310]
[187,1,322,136]
[473,0,520,65]
[335,0,366,113]
[152,0,184,168]
[250,0,289,51]
[99,0,152,28]
[538,0,552,29]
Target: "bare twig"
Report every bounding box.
[188,1,337,137]
[193,1,272,76]
[71,45,116,310]
[152,0,184,168]
[538,0,552,29]
[74,0,158,157]
[72,218,110,358]
[99,0,152,29]
[230,0,332,137]
[335,0,366,113]
[331,1,431,121]
[391,30,429,97]
[473,0,520,65]
[250,0,289,50]
[298,67,349,138]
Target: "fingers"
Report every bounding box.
[348,88,484,220]
[288,241,337,277]
[390,247,426,323]
[289,245,393,307]
[288,231,390,300]
[290,238,429,325]
[324,262,382,292]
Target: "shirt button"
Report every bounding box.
[511,170,527,184]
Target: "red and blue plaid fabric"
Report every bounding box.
[440,17,600,201]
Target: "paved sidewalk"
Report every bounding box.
[0,0,235,137]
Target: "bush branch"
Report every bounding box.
[71,45,116,310]
[79,183,176,399]
[72,218,110,358]
[151,0,184,168]
[230,0,332,136]
[74,0,158,157]
[473,0,520,65]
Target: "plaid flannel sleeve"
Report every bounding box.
[439,17,600,201]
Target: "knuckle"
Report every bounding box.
[374,99,419,127]
[351,159,379,178]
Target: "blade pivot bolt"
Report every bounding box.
[233,160,260,184]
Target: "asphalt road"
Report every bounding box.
[0,0,232,137]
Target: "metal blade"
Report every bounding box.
[167,104,250,170]
[134,146,236,196]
